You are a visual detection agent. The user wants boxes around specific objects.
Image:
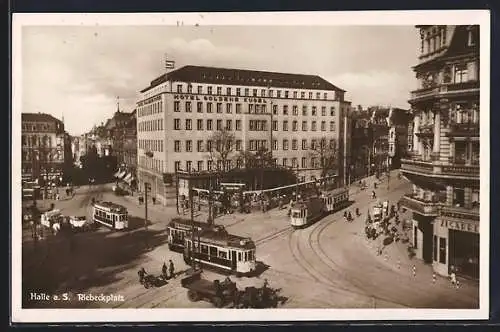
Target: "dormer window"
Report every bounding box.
[468,29,476,46]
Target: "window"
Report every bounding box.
[277,90,281,98]
[330,107,335,116]
[330,121,335,131]
[323,93,327,100]
[197,161,204,171]
[174,101,180,112]
[292,139,298,150]
[293,91,298,98]
[197,140,204,152]
[175,161,181,171]
[302,139,307,150]
[186,140,192,152]
[249,140,255,151]
[236,140,242,151]
[226,87,231,95]
[283,139,289,150]
[261,89,266,97]
[292,157,298,168]
[236,103,242,114]
[187,85,193,93]
[468,29,475,46]
[197,86,203,94]
[282,158,288,166]
[321,121,326,131]
[248,104,254,113]
[174,119,181,130]
[433,235,438,261]
[285,91,289,98]
[207,140,213,152]
[197,102,203,113]
[217,87,222,95]
[292,105,298,116]
[311,121,317,131]
[273,139,278,151]
[207,160,213,170]
[245,88,249,96]
[197,119,203,130]
[185,102,192,112]
[272,105,278,115]
[226,120,232,130]
[226,103,232,114]
[283,105,288,115]
[207,119,213,131]
[207,86,213,95]
[216,120,223,131]
[186,161,192,171]
[291,120,298,131]
[185,119,192,130]
[453,188,465,207]
[302,105,308,116]
[312,106,317,116]
[253,89,257,96]
[236,120,242,131]
[216,103,222,113]
[454,64,468,83]
[439,237,446,264]
[329,139,335,150]
[206,102,213,113]
[321,106,326,116]
[283,120,288,131]
[177,84,182,93]
[236,88,241,96]
[311,139,317,149]
[174,140,181,152]
[269,89,273,97]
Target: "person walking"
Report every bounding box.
[169,259,175,279]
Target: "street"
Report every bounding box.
[22,173,479,309]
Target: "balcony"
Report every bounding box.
[399,194,440,216]
[401,157,479,180]
[417,122,434,136]
[448,121,480,137]
[410,81,480,103]
[441,163,479,178]
[400,157,434,173]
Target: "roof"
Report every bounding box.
[22,113,62,123]
[198,228,256,250]
[141,65,345,93]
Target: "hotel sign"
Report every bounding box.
[174,94,267,104]
[440,219,479,234]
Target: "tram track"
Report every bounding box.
[255,226,293,246]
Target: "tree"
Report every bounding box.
[207,128,236,173]
[308,137,337,178]
[236,146,274,169]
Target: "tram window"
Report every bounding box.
[201,245,208,254]
[219,251,227,259]
[238,252,242,261]
[292,211,301,218]
[244,252,248,261]
[248,251,253,261]
[209,246,218,257]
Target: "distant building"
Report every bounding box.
[400,25,480,280]
[136,65,351,204]
[21,113,68,185]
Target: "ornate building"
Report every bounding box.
[400,25,480,279]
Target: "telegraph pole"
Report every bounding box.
[144,182,149,230]
[189,170,196,267]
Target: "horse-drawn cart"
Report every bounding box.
[181,270,238,308]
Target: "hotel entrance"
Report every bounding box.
[449,230,479,280]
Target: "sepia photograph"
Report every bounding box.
[11,11,490,322]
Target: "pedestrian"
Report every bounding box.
[372,191,377,199]
[432,272,436,284]
[397,259,401,269]
[450,271,457,286]
[412,265,416,277]
[169,259,175,279]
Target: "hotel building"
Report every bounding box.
[400,25,480,279]
[136,65,351,204]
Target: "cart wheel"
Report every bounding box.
[144,282,151,289]
[212,296,223,308]
[187,290,199,302]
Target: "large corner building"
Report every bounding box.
[400,25,480,280]
[136,65,351,204]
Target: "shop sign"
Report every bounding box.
[174,94,267,104]
[440,219,479,234]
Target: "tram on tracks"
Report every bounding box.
[166,217,221,252]
[290,186,350,229]
[183,226,257,276]
[91,201,129,230]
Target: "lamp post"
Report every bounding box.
[144,182,150,230]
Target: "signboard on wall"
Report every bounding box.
[440,219,479,234]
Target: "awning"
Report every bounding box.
[113,171,121,178]
[116,171,126,179]
[123,173,132,184]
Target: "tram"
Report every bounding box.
[166,217,221,252]
[92,201,129,230]
[183,226,257,276]
[290,187,350,229]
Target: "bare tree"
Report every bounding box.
[308,137,338,178]
[236,146,274,169]
[207,128,236,173]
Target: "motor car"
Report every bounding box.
[69,215,95,231]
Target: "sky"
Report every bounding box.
[21,25,420,135]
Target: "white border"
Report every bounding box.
[11,10,491,323]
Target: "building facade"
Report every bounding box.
[21,113,67,185]
[136,65,351,204]
[400,25,480,279]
